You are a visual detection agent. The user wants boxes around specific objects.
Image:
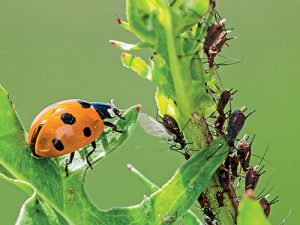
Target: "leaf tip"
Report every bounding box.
[121,52,127,58]
[127,163,133,170]
[133,104,142,111]
[116,18,122,24]
[109,40,116,45]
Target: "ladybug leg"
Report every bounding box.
[65,152,75,177]
[86,141,96,169]
[104,121,123,133]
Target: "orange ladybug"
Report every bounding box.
[28,99,124,176]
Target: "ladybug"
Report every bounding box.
[28,99,124,176]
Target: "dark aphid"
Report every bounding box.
[224,155,233,170]
[259,196,279,218]
[216,191,225,207]
[214,89,237,136]
[198,191,211,208]
[237,135,255,172]
[224,154,238,181]
[162,114,187,150]
[204,20,229,68]
[203,207,216,221]
[219,165,231,192]
[214,113,226,136]
[245,167,264,191]
[217,89,237,115]
[226,109,255,148]
[230,155,239,180]
[138,113,188,152]
[204,217,214,225]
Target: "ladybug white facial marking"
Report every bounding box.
[107,108,116,117]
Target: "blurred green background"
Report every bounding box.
[0,0,299,224]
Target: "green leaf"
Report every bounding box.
[0,173,68,225]
[126,0,157,44]
[109,40,151,51]
[127,163,201,225]
[237,196,271,225]
[171,0,211,33]
[181,211,202,225]
[121,52,152,79]
[103,137,229,224]
[0,85,141,224]
[1,84,228,224]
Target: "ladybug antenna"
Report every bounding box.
[110,99,125,119]
[111,99,116,107]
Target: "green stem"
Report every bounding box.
[162,5,238,225]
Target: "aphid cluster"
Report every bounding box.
[198,191,218,224]
[205,88,278,219]
[138,3,278,223]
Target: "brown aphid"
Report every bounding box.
[204,217,215,225]
[259,196,279,218]
[219,165,230,192]
[204,20,229,68]
[237,135,255,172]
[198,191,211,208]
[203,207,216,221]
[230,155,239,180]
[217,89,236,115]
[245,167,263,191]
[214,113,226,136]
[224,155,238,181]
[162,114,187,150]
[216,191,225,207]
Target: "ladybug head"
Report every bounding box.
[91,101,125,120]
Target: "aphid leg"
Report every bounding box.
[65,152,75,177]
[104,121,123,133]
[182,118,191,131]
[206,143,227,159]
[86,141,96,169]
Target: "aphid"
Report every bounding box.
[226,109,255,148]
[138,113,187,151]
[237,135,255,172]
[259,196,279,218]
[230,155,239,180]
[218,165,230,192]
[245,167,265,191]
[214,112,226,136]
[198,191,211,208]
[216,191,225,207]
[28,100,124,176]
[214,89,237,136]
[204,20,229,68]
[224,154,238,180]
[204,217,214,225]
[203,207,216,221]
[216,89,236,115]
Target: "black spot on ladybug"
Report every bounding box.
[52,138,64,151]
[83,127,91,137]
[61,113,76,125]
[78,100,91,108]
